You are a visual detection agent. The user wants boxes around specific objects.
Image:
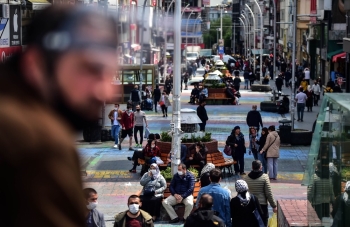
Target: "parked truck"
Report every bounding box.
[186,46,201,62]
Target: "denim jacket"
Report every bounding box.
[195,183,231,227]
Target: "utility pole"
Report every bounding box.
[273,0,277,97]
[291,0,297,130]
[139,0,148,92]
[171,0,182,175]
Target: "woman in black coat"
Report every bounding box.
[231,180,264,227]
[226,126,246,175]
[153,84,161,113]
[256,127,268,174]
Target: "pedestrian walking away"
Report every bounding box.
[134,105,148,148]
[130,85,142,111]
[197,100,208,132]
[260,126,280,180]
[108,104,123,149]
[244,160,277,226]
[295,87,307,122]
[275,74,284,92]
[233,71,241,91]
[0,6,121,227]
[153,84,161,112]
[226,126,246,175]
[246,105,263,133]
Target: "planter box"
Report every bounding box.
[207,88,226,93]
[290,130,312,145]
[251,84,272,92]
[157,139,219,154]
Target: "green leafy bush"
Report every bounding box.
[160,167,173,181]
[188,167,199,178]
[160,131,172,142]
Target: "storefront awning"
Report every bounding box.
[327,49,343,60]
[332,52,346,62]
[26,0,51,10]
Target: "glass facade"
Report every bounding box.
[304,93,350,226]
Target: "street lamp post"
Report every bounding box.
[253,0,263,80]
[238,17,247,57]
[241,14,250,59]
[245,4,256,75]
[185,10,194,72]
[171,0,182,175]
[291,0,297,130]
[272,0,277,88]
[163,0,175,67]
[139,0,148,93]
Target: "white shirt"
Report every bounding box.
[311,84,320,95]
[113,110,119,126]
[304,69,310,79]
[295,92,307,103]
[332,146,337,159]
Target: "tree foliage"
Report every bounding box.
[203,16,232,50]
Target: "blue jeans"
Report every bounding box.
[267,157,278,178]
[244,79,249,88]
[297,103,305,121]
[111,125,120,145]
[258,152,267,174]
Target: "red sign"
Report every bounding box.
[0,46,22,63]
[151,0,156,7]
[130,23,137,30]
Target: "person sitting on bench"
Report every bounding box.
[189,85,200,104]
[185,142,208,173]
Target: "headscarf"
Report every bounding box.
[201,163,215,176]
[329,162,338,175]
[150,163,160,180]
[235,180,251,206]
[343,181,350,205]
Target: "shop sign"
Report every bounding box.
[10,5,21,46]
[0,46,22,63]
[0,18,10,47]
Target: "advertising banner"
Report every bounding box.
[10,5,21,46]
[0,18,10,47]
[0,46,22,63]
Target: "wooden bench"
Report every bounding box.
[138,152,170,170]
[207,152,235,177]
[206,93,231,105]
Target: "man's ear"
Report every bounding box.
[20,48,47,94]
[139,201,142,208]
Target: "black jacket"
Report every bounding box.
[233,77,241,86]
[256,135,267,152]
[275,77,284,87]
[200,172,211,188]
[153,88,161,102]
[226,133,246,159]
[184,209,225,227]
[230,194,264,227]
[243,71,249,79]
[130,89,141,102]
[188,144,208,163]
[191,88,200,97]
[246,110,263,128]
[197,105,208,122]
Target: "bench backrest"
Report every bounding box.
[163,181,201,199]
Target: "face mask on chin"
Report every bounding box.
[86,201,98,210]
[115,107,118,110]
[129,204,140,214]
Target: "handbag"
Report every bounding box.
[143,185,155,196]
[223,145,232,156]
[251,195,265,227]
[144,127,150,139]
[159,101,165,106]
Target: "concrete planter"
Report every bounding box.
[156,139,219,154]
[290,129,312,145]
[251,84,272,92]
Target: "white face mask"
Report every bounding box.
[177,171,183,176]
[114,107,118,110]
[151,169,157,175]
[86,201,98,210]
[129,204,140,214]
[151,145,155,148]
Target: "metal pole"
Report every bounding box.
[291,0,297,130]
[245,4,256,74]
[139,0,147,92]
[233,22,235,53]
[239,17,246,58]
[254,0,263,80]
[241,15,249,60]
[185,10,194,76]
[171,0,182,175]
[273,0,277,101]
[220,6,223,40]
[163,0,175,69]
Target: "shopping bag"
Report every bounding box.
[268,213,277,227]
[159,101,165,106]
[155,156,164,164]
[144,127,150,139]
[223,145,232,156]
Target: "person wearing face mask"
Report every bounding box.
[108,104,123,149]
[119,105,135,151]
[139,163,166,221]
[162,164,195,223]
[133,105,148,148]
[83,188,105,227]
[114,195,154,227]
[140,140,161,175]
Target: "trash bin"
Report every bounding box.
[279,119,292,144]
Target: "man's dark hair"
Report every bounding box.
[199,193,213,209]
[128,195,140,204]
[83,188,97,199]
[195,141,203,148]
[179,163,187,170]
[268,125,275,131]
[209,168,222,183]
[252,160,262,171]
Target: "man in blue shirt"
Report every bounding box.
[196,168,231,227]
[162,164,195,223]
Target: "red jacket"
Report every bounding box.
[143,145,161,157]
[121,111,134,129]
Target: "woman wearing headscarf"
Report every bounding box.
[332,181,350,227]
[226,126,246,175]
[249,127,259,160]
[256,127,268,174]
[305,85,314,112]
[230,180,264,227]
[200,163,216,188]
[140,163,167,221]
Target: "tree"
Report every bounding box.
[203,16,232,52]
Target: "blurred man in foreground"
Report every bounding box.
[0,6,119,226]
